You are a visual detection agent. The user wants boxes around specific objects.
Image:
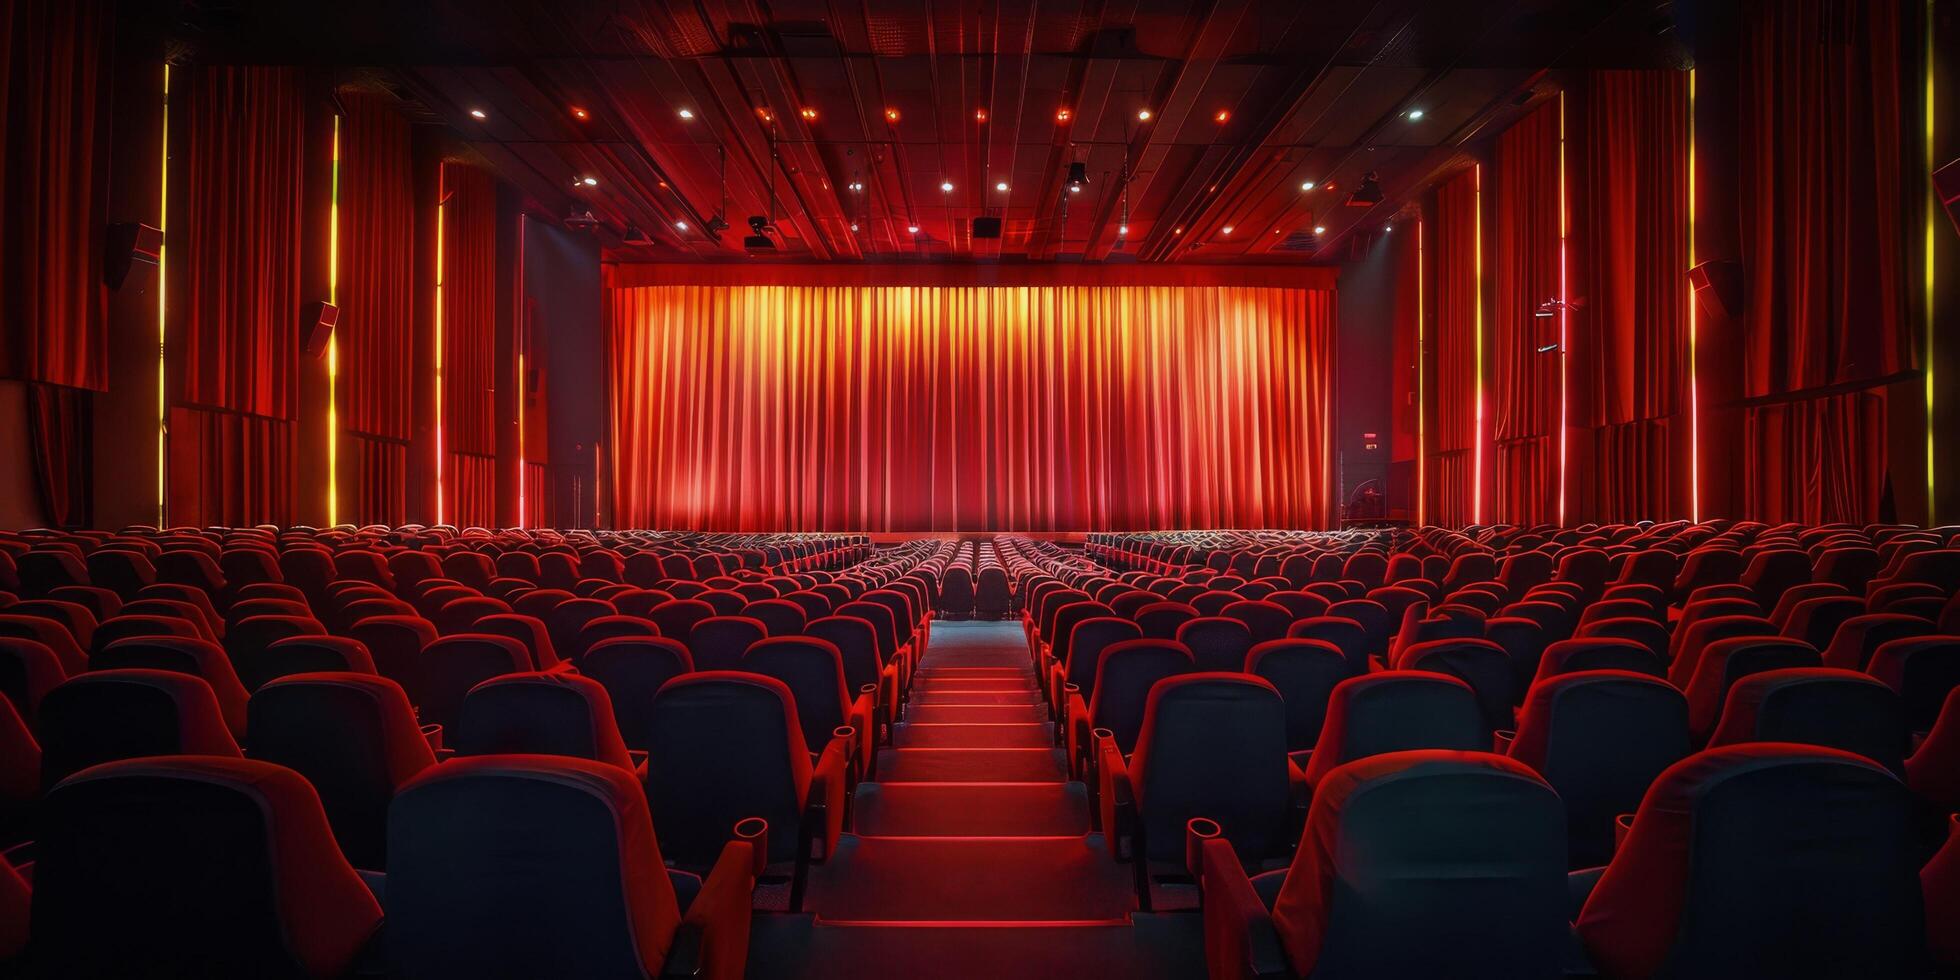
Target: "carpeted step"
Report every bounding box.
[803,835,1135,922]
[877,747,1067,782]
[914,690,1043,706]
[745,914,1205,980]
[921,678,1040,693]
[893,722,1054,749]
[851,782,1091,837]
[903,704,1047,725]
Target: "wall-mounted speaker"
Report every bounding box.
[104,222,163,290]
[971,216,1002,239]
[1688,259,1743,327]
[301,302,339,359]
[1935,158,1960,237]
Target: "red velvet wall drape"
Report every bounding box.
[1493,100,1562,527]
[1580,70,1691,523]
[0,0,108,391]
[337,90,415,526]
[1739,0,1914,523]
[27,384,91,528]
[440,162,497,528]
[607,283,1336,531]
[1426,168,1483,528]
[169,65,304,527]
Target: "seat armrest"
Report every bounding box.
[1613,813,1634,851]
[629,749,650,779]
[662,838,756,979]
[807,735,851,858]
[1066,691,1092,779]
[1492,729,1517,754]
[420,723,444,754]
[1199,838,1291,980]
[1566,865,1608,922]
[1097,731,1132,861]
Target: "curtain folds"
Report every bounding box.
[27,384,92,528]
[1578,70,1690,523]
[607,283,1336,531]
[337,90,416,526]
[0,0,109,390]
[1426,169,1482,528]
[167,407,294,528]
[440,162,497,528]
[1493,100,1562,526]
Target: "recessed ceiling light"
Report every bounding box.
[1068,185,1081,193]
[1118,224,1129,235]
[850,222,860,232]
[1406,108,1424,120]
[469,109,487,120]
[571,106,590,120]
[1213,109,1231,124]
[975,108,988,122]
[799,107,819,121]
[848,182,864,192]
[995,181,1009,192]
[1222,225,1234,235]
[884,107,900,122]
[674,220,688,231]
[940,181,953,192]
[678,108,695,120]
[1384,224,1392,233]
[579,176,598,187]
[1314,225,1327,235]
[1055,107,1072,123]
[756,108,773,122]
[1274,228,1282,235]
[1174,227,1184,235]
[907,224,920,234]
[1300,181,1316,191]
[1136,108,1152,121]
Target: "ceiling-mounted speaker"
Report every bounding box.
[1688,259,1743,327]
[104,222,163,290]
[1935,157,1960,237]
[301,301,339,360]
[971,216,1002,239]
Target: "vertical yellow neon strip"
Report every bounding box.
[157,64,171,528]
[1417,217,1426,528]
[517,215,526,530]
[1927,0,1938,524]
[435,170,446,527]
[327,115,340,527]
[1558,90,1570,526]
[1474,163,1486,526]
[1688,69,1701,524]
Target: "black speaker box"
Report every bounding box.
[971,216,1002,239]
[301,301,339,359]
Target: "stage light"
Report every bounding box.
[1136,108,1152,121]
[468,108,487,120]
[975,108,988,122]
[1056,107,1072,123]
[850,222,859,232]
[1347,171,1384,206]
[1068,185,1081,193]
[1407,108,1425,120]
[1222,225,1234,235]
[1213,109,1230,124]
[579,176,598,187]
[907,224,920,234]
[848,182,864,192]
[799,107,819,121]
[995,181,1009,192]
[1173,226,1183,235]
[1384,224,1392,233]
[571,106,589,120]
[1300,180,1316,191]
[678,108,695,120]
[1313,225,1326,235]
[941,180,953,192]
[1119,225,1129,236]
[674,220,688,231]
[884,107,900,122]
[756,107,774,122]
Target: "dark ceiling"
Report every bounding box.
[154,0,1687,264]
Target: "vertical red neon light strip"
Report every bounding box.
[435,169,447,526]
[1473,163,1486,526]
[1416,218,1426,528]
[516,214,526,529]
[1557,91,1570,526]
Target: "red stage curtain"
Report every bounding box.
[1426,168,1482,528]
[170,65,303,526]
[0,0,108,390]
[337,90,415,526]
[1580,70,1691,523]
[1493,100,1562,527]
[27,384,91,528]
[1738,0,1913,522]
[440,162,497,528]
[607,283,1336,531]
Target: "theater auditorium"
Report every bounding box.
[1,0,1958,976]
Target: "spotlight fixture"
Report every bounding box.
[1222,225,1234,235]
[1213,109,1231,124]
[974,108,988,122]
[884,107,900,122]
[799,107,819,121]
[1119,224,1129,236]
[674,220,688,231]
[995,181,1009,192]
[1173,226,1184,235]
[705,215,729,233]
[571,106,590,120]
[940,181,954,192]
[1068,185,1081,193]
[1313,225,1327,235]
[678,108,695,120]
[743,214,776,251]
[468,108,487,120]
[1300,180,1316,191]
[1384,224,1392,233]
[1346,171,1384,207]
[1055,107,1073,123]
[848,182,864,192]
[1136,108,1152,121]
[756,107,774,122]
[850,222,859,232]
[578,176,598,187]
[622,225,653,245]
[907,224,920,234]
[1406,108,1425,120]
[1066,161,1088,190]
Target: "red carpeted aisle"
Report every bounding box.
[747,621,1206,979]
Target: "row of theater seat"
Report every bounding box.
[0,526,958,976]
[1041,522,1960,973]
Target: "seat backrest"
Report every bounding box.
[580,637,693,752]
[95,635,250,736]
[1175,616,1255,672]
[1510,671,1689,867]
[1247,639,1350,752]
[433,596,511,636]
[645,672,810,866]
[1271,751,1568,978]
[387,755,690,978]
[37,669,241,789]
[1062,617,1142,696]
[1086,639,1196,754]
[453,672,634,773]
[32,756,381,977]
[740,598,809,638]
[0,636,65,726]
[1535,636,1666,683]
[1132,601,1198,640]
[419,634,532,729]
[1302,672,1485,787]
[684,615,768,673]
[1222,599,1292,645]
[1684,636,1822,740]
[1398,638,1517,734]
[648,599,716,642]
[1285,616,1370,675]
[247,671,435,869]
[1865,636,1960,732]
[1131,674,1292,863]
[1577,744,1922,979]
[741,636,852,751]
[1711,667,1906,776]
[1668,614,1778,688]
[804,616,883,693]
[543,598,620,662]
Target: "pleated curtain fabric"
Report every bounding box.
[608,283,1336,531]
[1426,169,1482,528]
[338,90,416,527]
[1493,101,1562,527]
[441,162,498,529]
